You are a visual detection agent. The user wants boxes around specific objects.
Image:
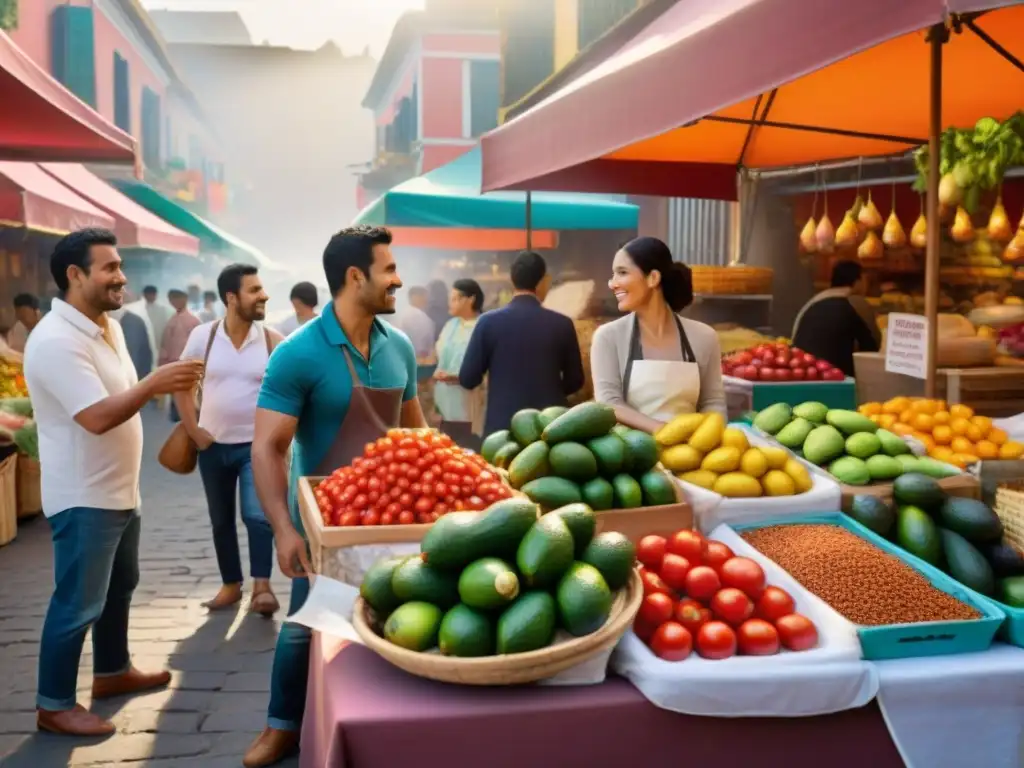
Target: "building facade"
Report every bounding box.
[357,2,501,208]
[7,0,224,215]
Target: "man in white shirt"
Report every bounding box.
[396,285,436,361]
[275,281,318,337]
[141,284,173,350]
[176,263,282,615]
[7,292,43,352]
[198,290,220,323]
[24,228,203,737]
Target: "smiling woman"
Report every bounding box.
[590,236,726,435]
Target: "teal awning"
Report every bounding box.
[109,178,281,270]
[354,146,638,230]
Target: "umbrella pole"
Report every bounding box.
[924,23,947,399]
[525,190,533,250]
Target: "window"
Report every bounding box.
[467,60,500,137]
[141,87,162,169]
[577,0,637,50]
[113,53,130,132]
[500,0,555,108]
[51,6,97,107]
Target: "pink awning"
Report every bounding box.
[0,30,136,164]
[41,164,200,255]
[480,0,1024,196]
[0,162,114,234]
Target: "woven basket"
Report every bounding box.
[352,569,643,685]
[691,266,774,295]
[994,483,1024,553]
[16,455,41,518]
[0,454,17,546]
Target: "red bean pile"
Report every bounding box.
[742,524,981,626]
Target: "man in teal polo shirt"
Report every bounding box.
[244,226,426,768]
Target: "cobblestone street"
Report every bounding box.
[0,409,298,767]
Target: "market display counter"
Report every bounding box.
[854,353,1024,417]
[301,635,904,768]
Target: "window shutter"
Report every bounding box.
[141,87,162,169]
[500,0,555,108]
[113,53,130,132]
[51,6,97,107]
[469,60,500,137]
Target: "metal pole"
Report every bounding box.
[525,190,533,250]
[924,24,946,398]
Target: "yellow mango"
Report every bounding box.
[655,412,706,447]
[660,444,704,473]
[714,472,763,498]
[721,427,750,453]
[759,445,789,470]
[739,448,768,478]
[701,446,741,474]
[783,459,813,493]
[689,412,725,453]
[762,470,796,496]
[678,469,718,490]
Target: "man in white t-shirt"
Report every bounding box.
[24,228,204,737]
[395,285,436,360]
[275,281,317,337]
[176,264,283,615]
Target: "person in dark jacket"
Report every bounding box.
[118,309,153,379]
[460,251,584,436]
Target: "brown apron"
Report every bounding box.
[313,347,404,475]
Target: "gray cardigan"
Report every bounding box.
[590,314,727,418]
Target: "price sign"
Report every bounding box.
[884,313,929,380]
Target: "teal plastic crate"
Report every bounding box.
[750,379,856,411]
[731,512,1006,661]
[995,603,1024,646]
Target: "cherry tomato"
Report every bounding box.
[433,482,449,498]
[363,443,377,458]
[696,621,737,660]
[398,493,414,509]
[398,510,415,525]
[466,495,485,510]
[719,557,766,599]
[362,510,381,526]
[737,619,780,656]
[703,541,734,571]
[636,535,667,570]
[414,496,435,515]
[650,622,693,662]
[775,614,818,651]
[338,511,361,527]
[351,494,368,511]
[478,470,495,483]
[421,470,437,486]
[666,530,706,562]
[683,565,721,602]
[658,553,691,591]
[638,592,674,626]
[640,568,675,598]
[355,476,368,492]
[710,587,754,626]
[755,586,796,623]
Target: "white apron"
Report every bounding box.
[622,314,701,423]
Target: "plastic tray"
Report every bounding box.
[732,512,1006,661]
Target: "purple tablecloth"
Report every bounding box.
[301,634,905,768]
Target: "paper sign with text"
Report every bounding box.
[884,313,929,379]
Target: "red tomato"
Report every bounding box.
[759,367,777,381]
[633,617,658,644]
[719,557,766,599]
[774,354,789,367]
[666,530,706,562]
[740,365,759,381]
[737,619,780,656]
[775,614,818,651]
[674,601,710,635]
[638,592,675,626]
[380,512,395,526]
[791,368,807,381]
[823,368,845,381]
[351,494,368,511]
[658,553,692,590]
[711,587,755,626]
[735,351,753,365]
[804,366,820,380]
[802,353,816,363]
[640,569,675,598]
[702,541,734,571]
[696,621,737,660]
[414,497,435,515]
[398,510,415,525]
[683,565,721,602]
[814,359,832,372]
[338,511,361,527]
[362,510,381,526]
[650,622,693,662]
[788,356,805,369]
[637,535,668,570]
[755,586,796,622]
[775,369,793,382]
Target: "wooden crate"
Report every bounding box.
[0,454,17,547]
[16,455,41,518]
[839,472,980,512]
[994,483,1024,553]
[853,352,1024,416]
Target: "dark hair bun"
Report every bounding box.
[662,262,693,312]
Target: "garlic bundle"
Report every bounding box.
[835,211,860,248]
[988,195,1012,243]
[950,205,975,244]
[858,230,884,260]
[799,217,818,253]
[882,210,907,248]
[858,191,884,231]
[910,213,928,249]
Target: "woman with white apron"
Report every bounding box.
[432,279,486,450]
[590,236,727,434]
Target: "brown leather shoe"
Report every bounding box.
[203,583,243,610]
[243,727,299,768]
[91,667,171,700]
[249,585,280,617]
[37,704,115,736]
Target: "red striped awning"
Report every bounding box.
[0,161,114,234]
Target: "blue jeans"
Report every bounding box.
[37,507,140,711]
[267,577,310,731]
[197,442,274,584]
